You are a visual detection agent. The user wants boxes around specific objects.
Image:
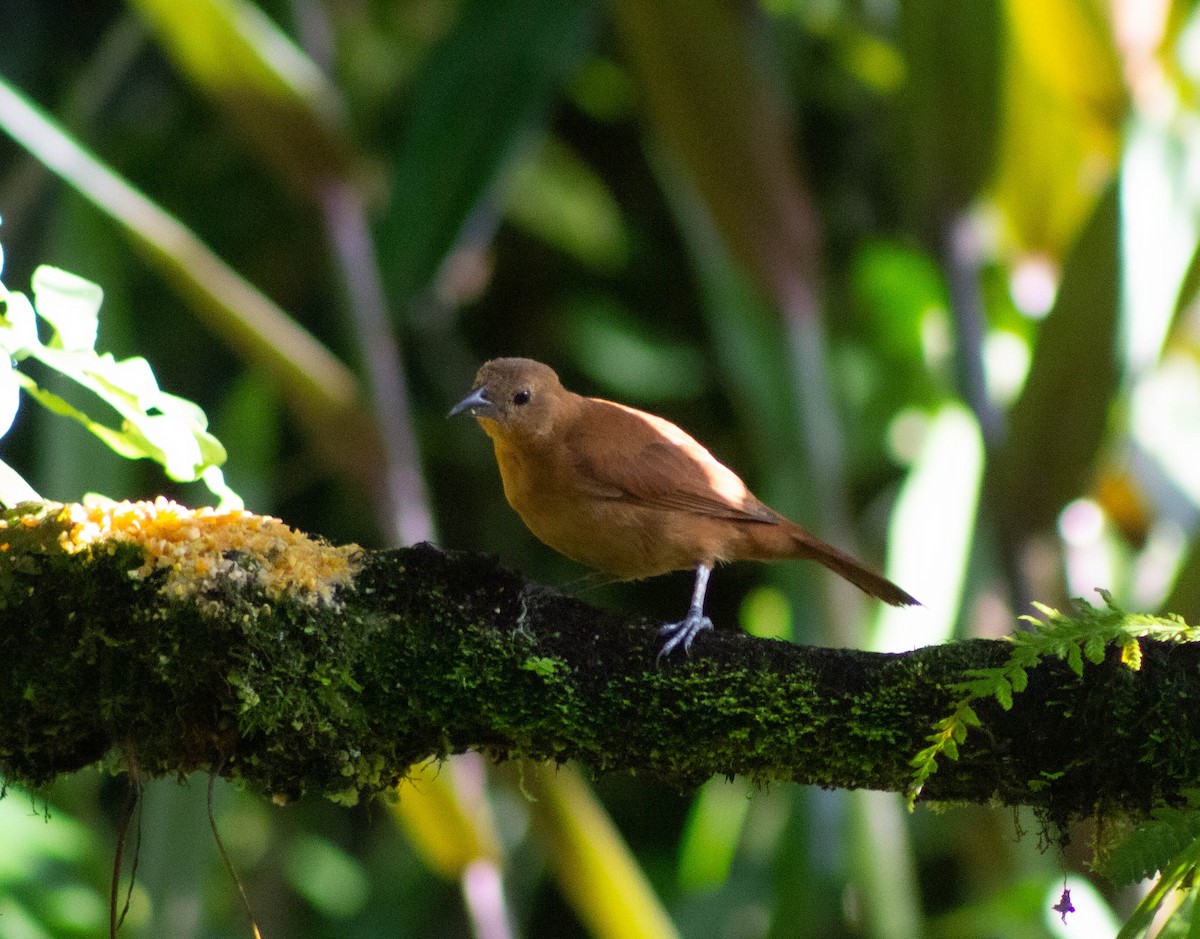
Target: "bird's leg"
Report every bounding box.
[657,564,714,661]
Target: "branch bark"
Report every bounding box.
[1,501,1197,825]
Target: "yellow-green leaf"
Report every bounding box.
[130,0,352,190]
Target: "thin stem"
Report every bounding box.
[319,178,436,546]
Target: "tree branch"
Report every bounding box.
[2,501,1197,825]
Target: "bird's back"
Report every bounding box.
[488,393,788,579]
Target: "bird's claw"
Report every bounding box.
[656,610,713,663]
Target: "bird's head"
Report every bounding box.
[449,357,567,439]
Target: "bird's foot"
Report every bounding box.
[656,609,713,663]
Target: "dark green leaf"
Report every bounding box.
[613,0,819,318]
[992,183,1121,535]
[378,0,599,306]
[898,0,1002,231]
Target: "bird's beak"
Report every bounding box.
[449,385,493,418]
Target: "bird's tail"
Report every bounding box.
[785,522,918,607]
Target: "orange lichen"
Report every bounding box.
[42,498,361,607]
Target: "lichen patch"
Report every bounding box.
[38,498,361,607]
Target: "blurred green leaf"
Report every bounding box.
[1162,535,1200,624]
[848,790,922,939]
[1169,230,1200,328]
[851,241,947,360]
[993,183,1121,535]
[613,0,820,318]
[900,0,1002,228]
[506,136,629,272]
[0,787,108,937]
[740,585,793,641]
[568,56,636,123]
[677,779,750,893]
[284,833,370,919]
[563,295,706,401]
[0,792,96,882]
[379,0,599,305]
[130,0,353,190]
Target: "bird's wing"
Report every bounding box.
[568,399,779,525]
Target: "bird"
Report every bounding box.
[450,357,918,659]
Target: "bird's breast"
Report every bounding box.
[489,435,707,579]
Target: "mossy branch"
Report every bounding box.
[2,501,1198,824]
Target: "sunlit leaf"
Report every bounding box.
[0,287,39,353]
[0,77,373,491]
[0,256,238,506]
[1004,0,1125,126]
[30,265,101,352]
[391,759,501,878]
[0,363,18,440]
[523,763,680,939]
[992,2,1121,256]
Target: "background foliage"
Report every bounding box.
[2,0,1200,935]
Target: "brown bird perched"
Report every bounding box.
[451,358,918,658]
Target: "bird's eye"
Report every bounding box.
[512,389,531,406]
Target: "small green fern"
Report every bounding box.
[906,591,1200,810]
